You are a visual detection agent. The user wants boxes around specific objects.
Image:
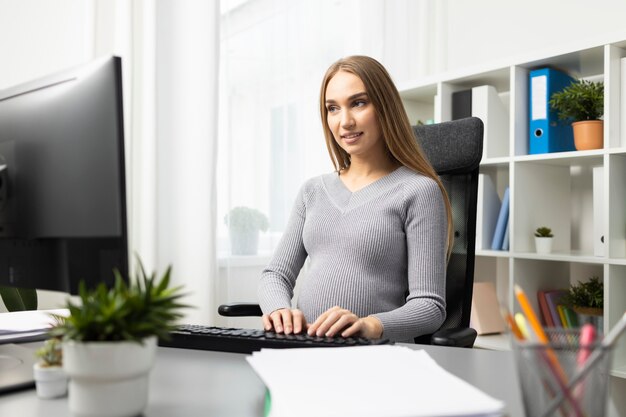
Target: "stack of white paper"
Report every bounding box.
[0,309,68,342]
[247,345,504,417]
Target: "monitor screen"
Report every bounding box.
[0,56,128,294]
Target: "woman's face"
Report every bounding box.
[325,71,384,159]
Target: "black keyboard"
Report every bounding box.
[159,324,392,354]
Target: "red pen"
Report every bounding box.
[577,323,596,366]
[574,323,596,399]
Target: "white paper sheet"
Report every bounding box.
[0,309,68,334]
[247,345,504,417]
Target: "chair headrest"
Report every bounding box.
[412,117,484,175]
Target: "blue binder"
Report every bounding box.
[529,68,576,154]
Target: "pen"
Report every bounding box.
[514,285,550,344]
[574,323,596,399]
[543,311,626,416]
[514,313,531,340]
[501,307,524,340]
[577,323,596,367]
[515,285,585,417]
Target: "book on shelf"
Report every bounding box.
[537,289,581,328]
[470,282,506,335]
[562,306,579,328]
[451,85,508,160]
[490,187,509,251]
[557,305,568,328]
[501,222,509,251]
[451,89,472,120]
[476,174,501,251]
[537,290,555,326]
[543,289,568,328]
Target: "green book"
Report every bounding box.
[563,306,580,328]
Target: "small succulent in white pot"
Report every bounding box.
[33,337,67,399]
[534,226,554,254]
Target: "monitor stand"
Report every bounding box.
[0,344,37,394]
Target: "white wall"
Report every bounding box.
[444,0,626,74]
[0,0,94,88]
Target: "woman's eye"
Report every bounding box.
[354,100,367,107]
[327,105,339,113]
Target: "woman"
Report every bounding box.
[258,55,453,342]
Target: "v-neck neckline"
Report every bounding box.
[322,166,406,214]
[337,165,404,194]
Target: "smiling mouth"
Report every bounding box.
[341,132,363,143]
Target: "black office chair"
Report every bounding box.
[219,117,484,348]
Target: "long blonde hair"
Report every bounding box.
[319,55,454,258]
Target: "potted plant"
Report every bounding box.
[224,206,269,255]
[50,260,187,417]
[562,276,604,330]
[549,79,604,150]
[534,226,554,254]
[33,337,67,399]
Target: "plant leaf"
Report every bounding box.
[0,286,38,311]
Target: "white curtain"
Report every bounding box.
[215,0,443,327]
[96,0,220,324]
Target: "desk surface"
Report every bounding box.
[0,343,524,417]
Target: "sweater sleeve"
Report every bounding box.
[258,185,309,315]
[372,178,447,341]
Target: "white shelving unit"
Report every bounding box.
[400,38,626,381]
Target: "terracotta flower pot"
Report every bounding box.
[572,120,603,151]
[573,306,604,332]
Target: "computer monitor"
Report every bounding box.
[0,56,128,295]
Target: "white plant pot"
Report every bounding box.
[535,237,553,254]
[63,336,157,417]
[33,363,68,399]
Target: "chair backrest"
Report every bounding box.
[412,117,484,333]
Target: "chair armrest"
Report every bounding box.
[430,327,477,348]
[218,303,263,317]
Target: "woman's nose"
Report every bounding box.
[341,111,355,129]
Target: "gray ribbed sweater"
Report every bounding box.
[258,166,447,342]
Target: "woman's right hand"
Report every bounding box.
[262,308,307,334]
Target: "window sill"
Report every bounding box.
[217,252,272,268]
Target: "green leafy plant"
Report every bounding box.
[50,260,187,343]
[35,337,63,367]
[534,226,553,238]
[0,286,37,311]
[224,206,269,233]
[562,276,603,309]
[549,79,604,122]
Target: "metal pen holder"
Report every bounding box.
[513,328,613,417]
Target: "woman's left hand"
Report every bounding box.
[307,306,383,339]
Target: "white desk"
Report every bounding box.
[0,343,525,416]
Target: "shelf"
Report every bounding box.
[513,149,604,165]
[608,258,626,266]
[518,45,605,78]
[397,80,438,102]
[397,38,626,386]
[480,157,510,167]
[476,250,510,258]
[610,365,626,379]
[512,251,606,264]
[474,333,511,351]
